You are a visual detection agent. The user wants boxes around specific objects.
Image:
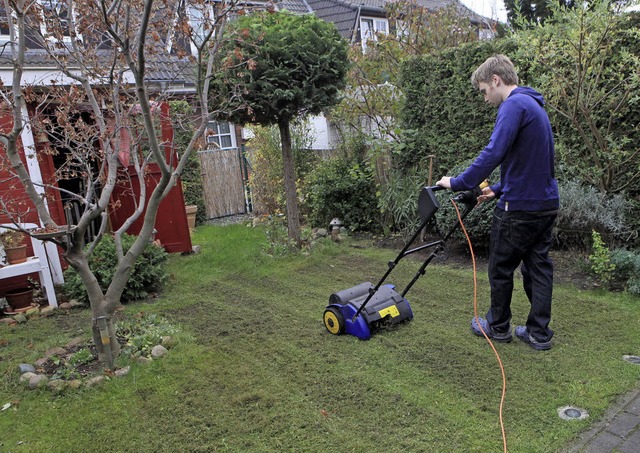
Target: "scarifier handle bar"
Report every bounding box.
[350,183,485,322]
[429,184,485,204]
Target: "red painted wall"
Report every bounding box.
[109,102,192,253]
[1,101,193,297]
[0,112,66,294]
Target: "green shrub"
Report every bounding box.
[246,122,318,217]
[588,230,615,287]
[260,214,301,257]
[609,248,640,296]
[306,157,379,232]
[397,38,518,176]
[555,179,633,248]
[62,234,169,303]
[378,165,426,235]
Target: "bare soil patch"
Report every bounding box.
[369,233,595,290]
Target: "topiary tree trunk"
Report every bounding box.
[278,121,301,245]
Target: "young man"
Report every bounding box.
[436,54,559,351]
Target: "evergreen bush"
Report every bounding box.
[306,157,378,232]
[397,39,518,176]
[588,230,615,286]
[378,165,427,235]
[62,234,169,303]
[609,249,640,296]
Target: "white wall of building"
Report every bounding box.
[307,114,335,150]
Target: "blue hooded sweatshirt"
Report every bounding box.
[450,86,559,212]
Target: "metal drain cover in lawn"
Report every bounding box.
[623,355,640,365]
[558,406,589,421]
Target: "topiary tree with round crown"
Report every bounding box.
[213,11,349,245]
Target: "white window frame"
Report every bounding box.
[360,17,388,52]
[0,9,15,45]
[39,0,75,45]
[184,2,217,55]
[207,121,237,149]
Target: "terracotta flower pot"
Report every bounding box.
[5,287,34,310]
[4,244,28,264]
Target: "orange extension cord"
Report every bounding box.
[451,199,508,453]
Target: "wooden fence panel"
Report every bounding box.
[199,148,246,219]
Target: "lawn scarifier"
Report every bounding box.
[323,183,487,340]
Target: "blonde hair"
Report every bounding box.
[471,54,519,89]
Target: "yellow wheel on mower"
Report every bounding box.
[323,307,345,335]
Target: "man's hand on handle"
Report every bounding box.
[435,177,452,190]
[477,186,495,204]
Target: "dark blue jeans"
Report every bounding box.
[486,207,557,342]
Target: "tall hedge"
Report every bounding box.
[397,39,518,177]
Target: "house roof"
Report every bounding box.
[304,0,487,41]
[1,0,490,87]
[305,0,359,40]
[0,47,194,89]
[275,0,314,14]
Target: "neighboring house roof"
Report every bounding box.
[275,0,314,14]
[0,0,491,87]
[305,0,490,41]
[0,46,194,90]
[305,0,359,40]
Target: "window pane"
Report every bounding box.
[361,19,373,41]
[0,16,10,35]
[206,121,235,148]
[42,0,70,37]
[375,20,388,34]
[220,135,232,149]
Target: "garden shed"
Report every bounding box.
[0,102,193,296]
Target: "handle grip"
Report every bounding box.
[430,180,489,205]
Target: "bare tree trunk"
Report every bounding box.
[66,249,121,369]
[278,120,301,246]
[91,310,121,369]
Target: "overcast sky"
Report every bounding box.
[460,0,508,22]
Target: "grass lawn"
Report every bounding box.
[1,222,639,452]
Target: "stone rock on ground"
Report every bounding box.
[28,374,48,389]
[40,306,56,316]
[18,363,35,374]
[151,345,168,358]
[20,372,36,383]
[161,336,176,348]
[47,380,67,392]
[115,366,130,377]
[86,376,105,387]
[0,318,17,326]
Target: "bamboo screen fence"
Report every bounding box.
[199,148,246,219]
